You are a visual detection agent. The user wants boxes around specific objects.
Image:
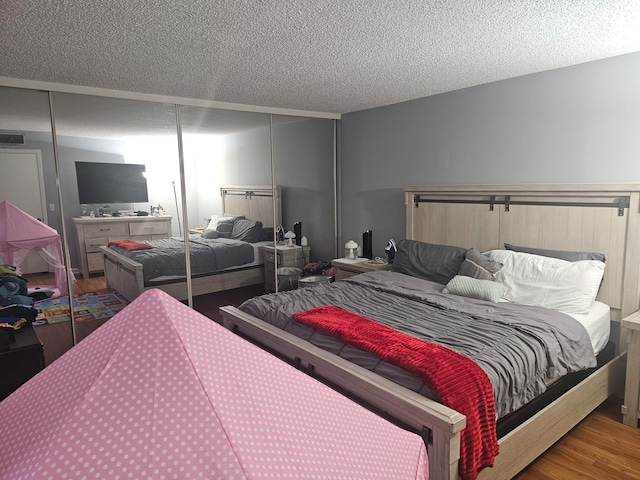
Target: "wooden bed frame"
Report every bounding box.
[101,185,282,302]
[221,183,640,480]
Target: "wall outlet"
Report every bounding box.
[49,203,55,211]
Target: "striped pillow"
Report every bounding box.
[442,275,506,303]
[458,248,502,281]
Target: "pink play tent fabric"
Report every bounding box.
[0,201,73,295]
[0,289,429,479]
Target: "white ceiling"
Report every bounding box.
[1,0,639,116]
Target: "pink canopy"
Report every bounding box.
[0,289,429,479]
[0,201,73,295]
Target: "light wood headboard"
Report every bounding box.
[405,184,640,321]
[220,185,282,228]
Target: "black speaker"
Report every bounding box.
[363,230,373,259]
[294,222,302,246]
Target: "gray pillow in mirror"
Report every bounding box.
[391,239,467,284]
[215,218,236,238]
[202,228,220,239]
[504,243,606,262]
[231,219,263,243]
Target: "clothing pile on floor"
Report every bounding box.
[0,265,51,350]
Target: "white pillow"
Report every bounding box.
[487,249,605,315]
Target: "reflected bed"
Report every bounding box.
[102,186,281,301]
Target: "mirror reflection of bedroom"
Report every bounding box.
[0,86,336,366]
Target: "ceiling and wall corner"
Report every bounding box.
[0,1,639,116]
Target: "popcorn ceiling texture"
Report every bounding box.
[1,0,639,114]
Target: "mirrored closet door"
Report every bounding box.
[0,83,338,368]
[0,86,69,366]
[51,92,181,343]
[178,106,275,318]
[271,115,337,291]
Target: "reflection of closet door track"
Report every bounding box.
[0,149,49,273]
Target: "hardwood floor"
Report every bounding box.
[192,283,266,323]
[22,273,640,478]
[514,396,640,479]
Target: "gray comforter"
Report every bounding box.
[109,235,255,283]
[240,270,597,418]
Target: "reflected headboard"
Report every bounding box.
[220,185,282,228]
[404,184,640,321]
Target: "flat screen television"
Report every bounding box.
[75,162,149,205]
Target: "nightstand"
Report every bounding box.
[331,257,391,280]
[622,310,640,427]
[0,324,45,401]
[263,244,311,292]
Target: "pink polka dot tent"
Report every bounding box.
[0,201,74,296]
[0,289,428,479]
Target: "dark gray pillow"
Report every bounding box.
[231,219,263,243]
[391,239,467,284]
[260,227,274,242]
[458,248,502,281]
[504,243,606,262]
[201,228,220,239]
[215,218,236,238]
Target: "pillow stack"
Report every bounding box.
[201,214,263,242]
[392,239,606,311]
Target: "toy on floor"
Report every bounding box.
[27,287,54,301]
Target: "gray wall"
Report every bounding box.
[273,117,336,263]
[339,52,640,259]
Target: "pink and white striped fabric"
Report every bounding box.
[0,289,428,479]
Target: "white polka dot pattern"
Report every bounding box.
[0,289,429,479]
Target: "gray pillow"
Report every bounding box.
[504,243,606,262]
[215,218,236,238]
[442,275,506,303]
[260,227,274,241]
[231,219,263,243]
[391,239,467,284]
[201,228,220,239]
[458,248,502,281]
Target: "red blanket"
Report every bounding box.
[292,305,499,480]
[108,239,153,251]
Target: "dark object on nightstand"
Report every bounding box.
[294,222,302,246]
[385,238,397,264]
[0,323,44,400]
[363,230,373,259]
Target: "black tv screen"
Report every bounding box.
[75,162,149,204]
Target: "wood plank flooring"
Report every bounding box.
[22,273,640,479]
[514,395,640,479]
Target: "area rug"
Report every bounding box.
[33,289,129,326]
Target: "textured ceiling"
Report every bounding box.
[1,0,639,115]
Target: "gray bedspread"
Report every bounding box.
[240,270,596,418]
[109,235,255,283]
